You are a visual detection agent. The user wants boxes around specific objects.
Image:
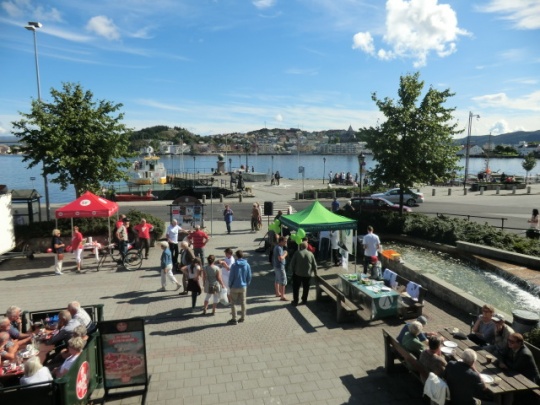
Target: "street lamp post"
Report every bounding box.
[357,152,365,198]
[271,155,274,175]
[192,156,196,187]
[228,158,232,173]
[464,111,480,193]
[323,157,326,184]
[25,21,51,222]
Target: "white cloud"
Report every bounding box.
[472,91,540,112]
[275,114,283,122]
[352,32,375,54]
[489,120,509,135]
[86,16,120,41]
[479,0,540,30]
[1,0,62,21]
[0,124,7,134]
[352,0,468,67]
[253,0,276,9]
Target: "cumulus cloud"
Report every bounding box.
[275,114,283,122]
[352,32,375,54]
[352,0,468,67]
[472,91,540,112]
[489,120,509,135]
[479,0,540,30]
[253,0,276,9]
[86,16,120,41]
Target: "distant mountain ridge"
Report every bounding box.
[455,130,540,146]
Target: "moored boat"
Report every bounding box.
[128,154,167,185]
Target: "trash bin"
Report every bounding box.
[512,309,540,334]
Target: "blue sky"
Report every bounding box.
[0,0,539,137]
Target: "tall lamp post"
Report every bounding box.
[323,157,326,184]
[25,21,51,222]
[271,155,274,175]
[192,156,196,187]
[464,111,480,193]
[357,152,365,198]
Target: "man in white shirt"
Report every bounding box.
[362,226,380,274]
[166,219,183,270]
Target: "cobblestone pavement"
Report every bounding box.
[0,215,475,405]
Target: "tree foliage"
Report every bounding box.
[11,83,134,197]
[522,152,537,183]
[358,72,462,209]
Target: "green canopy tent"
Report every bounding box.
[279,200,358,271]
[279,200,356,232]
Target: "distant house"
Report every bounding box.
[518,146,539,156]
[457,145,484,156]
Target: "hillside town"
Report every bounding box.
[1,127,540,157]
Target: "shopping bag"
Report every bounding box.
[219,287,229,305]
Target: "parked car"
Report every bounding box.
[371,188,424,207]
[351,197,412,213]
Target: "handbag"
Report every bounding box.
[208,283,220,294]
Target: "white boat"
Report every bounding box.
[128,155,167,185]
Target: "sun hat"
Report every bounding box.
[416,316,427,326]
[492,313,504,322]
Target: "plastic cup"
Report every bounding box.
[485,354,494,364]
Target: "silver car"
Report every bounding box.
[371,188,424,207]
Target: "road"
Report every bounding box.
[45,180,538,235]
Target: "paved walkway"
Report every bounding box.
[0,214,476,404]
[9,178,534,403]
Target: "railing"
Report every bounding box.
[432,212,509,230]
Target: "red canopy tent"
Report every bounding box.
[55,191,119,242]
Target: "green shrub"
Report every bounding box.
[15,209,165,243]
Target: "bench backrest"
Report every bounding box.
[382,329,429,382]
[394,275,427,304]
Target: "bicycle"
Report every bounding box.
[97,241,143,271]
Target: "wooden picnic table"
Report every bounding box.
[439,329,539,404]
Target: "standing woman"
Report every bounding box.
[51,229,65,275]
[202,255,225,315]
[256,202,263,230]
[251,203,260,232]
[71,226,84,273]
[158,241,181,292]
[528,209,539,229]
[181,257,202,312]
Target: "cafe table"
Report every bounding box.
[439,329,539,404]
[338,274,400,321]
[83,241,102,261]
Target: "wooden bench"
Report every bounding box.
[391,274,428,320]
[315,275,358,323]
[382,328,429,383]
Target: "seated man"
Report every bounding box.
[401,320,425,358]
[0,331,20,362]
[0,316,32,346]
[485,313,514,357]
[498,332,540,384]
[54,337,85,378]
[5,305,33,344]
[67,301,94,331]
[419,336,447,377]
[445,349,486,405]
[44,310,81,347]
[396,316,431,344]
[39,310,81,365]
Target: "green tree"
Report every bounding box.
[12,82,134,197]
[358,72,461,210]
[522,153,537,184]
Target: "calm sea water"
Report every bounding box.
[0,154,533,204]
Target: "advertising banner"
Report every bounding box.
[99,318,148,390]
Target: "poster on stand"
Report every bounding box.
[99,318,148,390]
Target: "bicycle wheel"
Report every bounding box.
[123,251,143,270]
[109,245,121,262]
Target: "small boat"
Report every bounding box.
[128,154,167,185]
[114,191,158,202]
